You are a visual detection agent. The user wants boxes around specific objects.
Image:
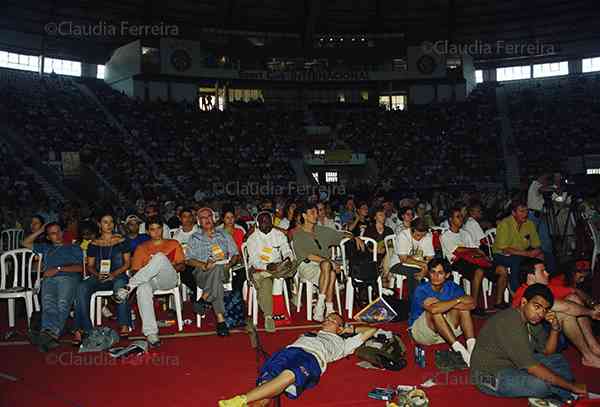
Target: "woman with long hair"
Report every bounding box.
[73,211,131,342]
[221,205,245,255]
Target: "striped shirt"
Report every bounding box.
[288,331,364,373]
[187,228,239,262]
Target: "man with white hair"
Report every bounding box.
[186,207,240,337]
[246,211,294,332]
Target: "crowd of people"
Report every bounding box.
[1,65,600,405]
[507,74,600,176]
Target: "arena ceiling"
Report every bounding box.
[2,0,599,64]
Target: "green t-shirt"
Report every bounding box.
[470,308,548,376]
[292,226,346,262]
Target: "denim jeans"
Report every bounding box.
[474,353,575,401]
[74,274,131,332]
[41,272,81,337]
[528,212,557,276]
[494,254,526,292]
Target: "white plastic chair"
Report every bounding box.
[384,234,407,298]
[293,242,342,321]
[91,271,183,332]
[585,220,599,275]
[483,228,497,258]
[154,274,184,331]
[343,237,383,319]
[1,229,24,253]
[0,249,41,327]
[241,242,291,326]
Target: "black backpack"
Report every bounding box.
[346,240,379,283]
[356,333,407,371]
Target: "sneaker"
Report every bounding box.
[192,298,207,316]
[528,398,561,407]
[472,308,488,318]
[217,322,230,337]
[218,395,248,407]
[494,302,510,310]
[102,305,114,318]
[313,301,325,322]
[112,287,130,304]
[147,334,161,348]
[264,316,276,333]
[37,330,59,353]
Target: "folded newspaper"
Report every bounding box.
[353,296,397,323]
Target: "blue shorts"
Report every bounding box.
[258,347,322,399]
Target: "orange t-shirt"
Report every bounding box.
[131,239,184,271]
[512,282,574,307]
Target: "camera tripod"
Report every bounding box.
[543,196,580,259]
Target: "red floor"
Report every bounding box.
[1,302,599,407]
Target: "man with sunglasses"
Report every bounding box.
[218,312,377,407]
[293,203,365,321]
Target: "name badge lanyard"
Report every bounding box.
[100,244,114,274]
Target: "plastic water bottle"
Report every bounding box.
[415,345,426,368]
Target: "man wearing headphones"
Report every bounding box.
[246,211,294,332]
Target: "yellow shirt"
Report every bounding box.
[493,215,541,254]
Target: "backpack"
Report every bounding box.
[224,290,246,328]
[346,240,379,283]
[356,333,407,371]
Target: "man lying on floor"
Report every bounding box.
[218,312,377,407]
[471,283,587,402]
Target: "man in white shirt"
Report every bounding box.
[462,201,486,247]
[383,199,400,230]
[393,206,415,235]
[219,313,377,407]
[316,202,336,229]
[441,208,509,317]
[172,207,200,302]
[390,218,435,303]
[138,203,171,239]
[246,212,294,333]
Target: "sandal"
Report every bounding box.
[72,330,83,347]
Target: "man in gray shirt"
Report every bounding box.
[471,284,587,402]
[292,202,364,321]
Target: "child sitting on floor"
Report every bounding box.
[219,312,378,407]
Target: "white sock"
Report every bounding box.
[326,302,334,315]
[466,338,476,354]
[452,341,471,366]
[313,294,326,321]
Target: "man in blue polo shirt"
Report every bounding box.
[409,258,477,365]
[23,222,84,352]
